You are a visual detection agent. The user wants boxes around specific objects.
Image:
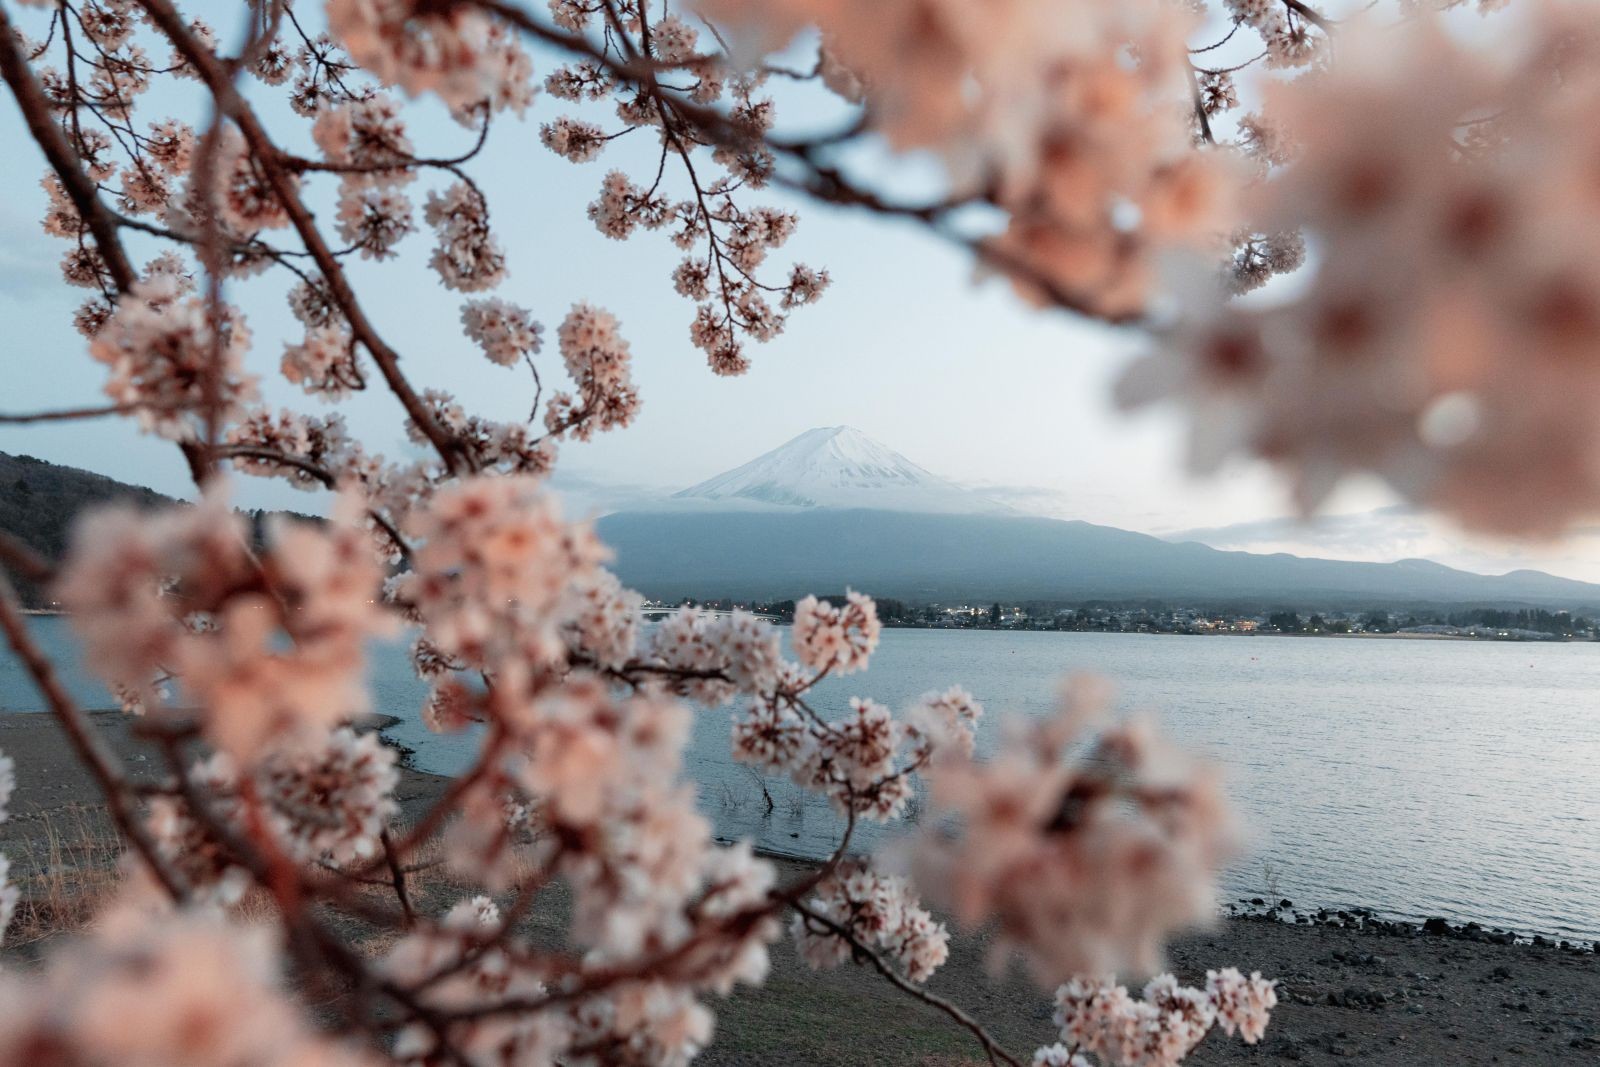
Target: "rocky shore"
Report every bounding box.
[695,861,1600,1065]
[1225,896,1598,955]
[0,709,1594,1064]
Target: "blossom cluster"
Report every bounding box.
[149,727,400,902]
[734,692,918,822]
[651,594,971,824]
[792,861,951,983]
[90,275,258,441]
[281,323,363,400]
[424,181,507,293]
[1123,7,1600,536]
[1039,969,1277,1067]
[381,896,554,1064]
[397,474,609,672]
[547,302,641,440]
[55,491,392,759]
[0,750,13,939]
[327,0,535,119]
[792,591,881,675]
[1223,0,1326,71]
[225,407,367,488]
[382,875,771,1067]
[651,605,786,704]
[0,901,374,1067]
[906,678,1235,983]
[699,0,1239,318]
[461,296,544,367]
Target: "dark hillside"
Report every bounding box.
[0,452,174,607]
[0,452,320,608]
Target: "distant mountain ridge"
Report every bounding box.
[599,428,1600,609]
[596,509,1600,608]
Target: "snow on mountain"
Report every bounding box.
[671,426,1007,514]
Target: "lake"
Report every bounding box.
[5,617,1598,941]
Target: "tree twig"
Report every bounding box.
[0,569,188,900]
[0,6,135,292]
[380,829,416,928]
[790,899,1025,1067]
[136,0,472,475]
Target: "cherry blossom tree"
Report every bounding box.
[0,0,1589,1064]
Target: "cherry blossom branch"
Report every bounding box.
[1282,0,1334,33]
[215,444,412,559]
[278,116,493,175]
[315,855,442,885]
[790,899,1025,1067]
[189,57,235,474]
[480,0,1138,324]
[1190,21,1242,53]
[110,209,322,282]
[0,401,188,424]
[141,727,420,935]
[134,0,471,474]
[0,532,54,585]
[424,775,861,1023]
[406,870,555,995]
[380,829,417,928]
[1187,61,1215,145]
[0,4,135,292]
[433,898,780,1021]
[351,722,513,877]
[150,736,474,1063]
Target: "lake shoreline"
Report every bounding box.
[0,703,1594,951]
[362,722,1596,955]
[880,624,1595,642]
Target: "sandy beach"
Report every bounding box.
[0,709,1595,1065]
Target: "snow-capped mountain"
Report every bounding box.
[671,426,1006,514]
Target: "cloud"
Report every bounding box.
[0,218,72,302]
[799,469,1600,584]
[548,468,672,517]
[1165,506,1600,583]
[958,481,1124,520]
[1165,505,1428,554]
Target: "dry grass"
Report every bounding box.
[6,804,124,946]
[0,804,562,958]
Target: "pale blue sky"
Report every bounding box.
[2,5,1595,580]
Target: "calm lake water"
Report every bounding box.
[5,617,1598,940]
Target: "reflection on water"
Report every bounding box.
[6,617,1598,939]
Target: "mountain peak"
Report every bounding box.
[673,427,1006,514]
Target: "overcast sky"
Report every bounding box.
[2,7,1597,581]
